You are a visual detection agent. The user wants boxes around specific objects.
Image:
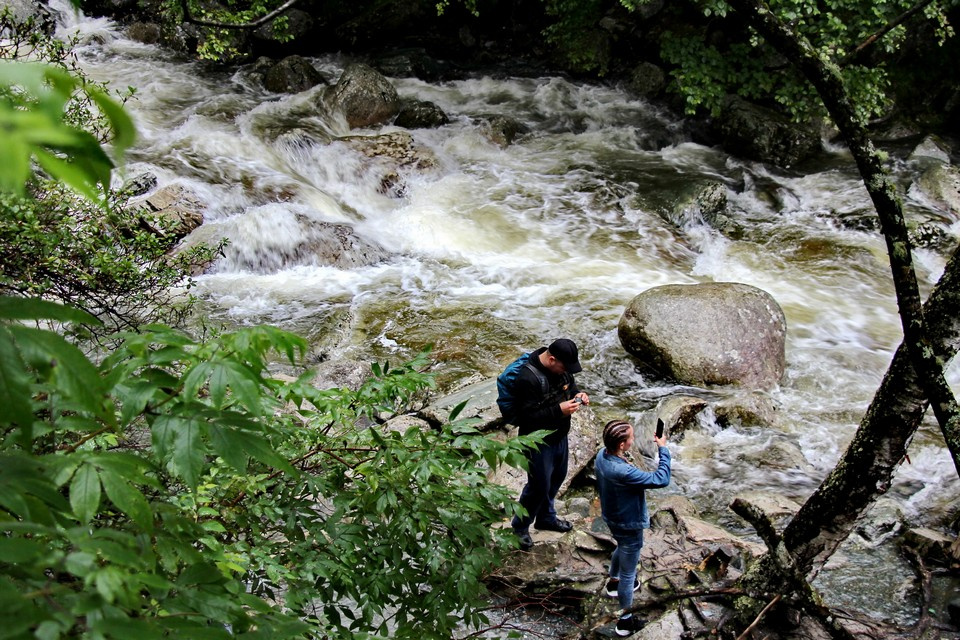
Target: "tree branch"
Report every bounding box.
[841,0,937,65]
[178,0,302,30]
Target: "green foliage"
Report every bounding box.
[0,12,216,332]
[0,297,534,639]
[0,59,133,204]
[658,0,952,120]
[542,0,612,74]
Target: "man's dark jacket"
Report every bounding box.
[514,347,580,445]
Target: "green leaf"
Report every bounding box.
[171,416,207,490]
[0,537,47,563]
[0,296,99,325]
[7,325,111,425]
[209,420,294,474]
[0,327,33,433]
[70,463,101,523]
[100,469,153,531]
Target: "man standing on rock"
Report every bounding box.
[595,419,671,636]
[511,338,589,551]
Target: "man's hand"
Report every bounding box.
[561,399,581,415]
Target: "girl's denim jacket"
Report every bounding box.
[595,446,671,532]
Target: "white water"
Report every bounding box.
[50,0,960,626]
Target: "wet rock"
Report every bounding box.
[662,180,734,234]
[371,48,444,81]
[713,392,779,429]
[394,99,450,129]
[735,436,812,473]
[0,0,55,32]
[323,63,401,129]
[655,395,709,439]
[263,55,328,94]
[482,114,530,147]
[126,22,161,45]
[183,205,389,273]
[121,171,158,197]
[339,131,439,196]
[855,498,905,547]
[132,183,204,239]
[627,62,667,99]
[901,527,957,565]
[618,283,787,390]
[911,162,960,216]
[908,134,952,165]
[713,95,822,168]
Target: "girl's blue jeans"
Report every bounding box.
[609,527,643,610]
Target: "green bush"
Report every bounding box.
[0,297,535,639]
[0,12,216,332]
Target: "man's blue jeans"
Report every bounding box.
[511,437,568,532]
[609,527,643,610]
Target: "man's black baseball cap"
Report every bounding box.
[548,338,582,374]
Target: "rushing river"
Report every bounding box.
[51,0,959,631]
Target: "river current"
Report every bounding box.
[49,0,960,631]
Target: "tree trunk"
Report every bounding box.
[723,0,960,580]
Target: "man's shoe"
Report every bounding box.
[604,577,640,597]
[614,615,647,637]
[534,518,573,533]
[515,531,534,551]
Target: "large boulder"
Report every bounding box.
[618,283,787,390]
[323,63,401,129]
[713,95,821,168]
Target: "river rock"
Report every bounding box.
[126,22,161,45]
[0,0,55,31]
[182,206,390,273]
[908,134,952,166]
[338,131,439,196]
[394,99,450,129]
[618,282,787,390]
[662,179,740,236]
[323,63,401,129]
[132,183,204,239]
[655,395,709,439]
[713,392,779,428]
[417,378,501,429]
[911,162,960,216]
[371,48,444,81]
[713,95,821,168]
[901,527,957,566]
[627,62,667,98]
[263,55,328,94]
[481,114,530,147]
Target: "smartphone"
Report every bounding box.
[655,418,664,439]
